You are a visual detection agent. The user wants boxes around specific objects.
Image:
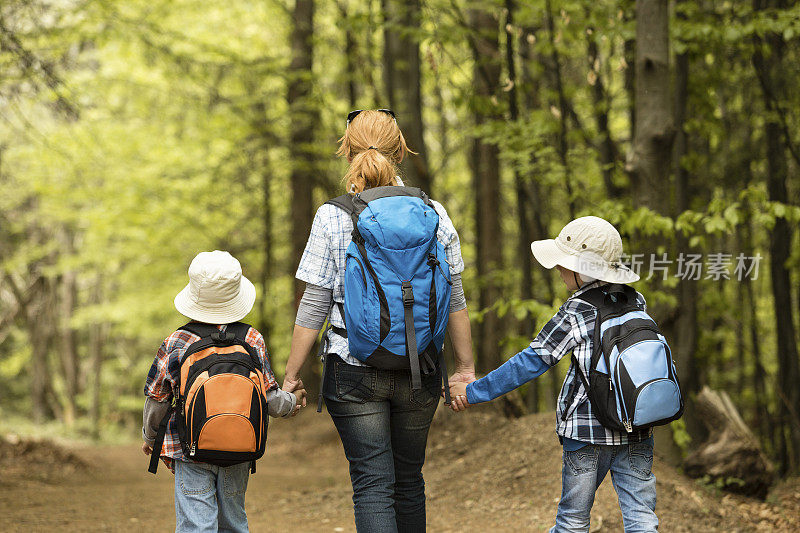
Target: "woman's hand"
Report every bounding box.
[283,377,307,410]
[449,369,476,385]
[290,387,307,417]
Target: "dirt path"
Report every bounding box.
[2,406,799,532]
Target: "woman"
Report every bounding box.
[282,109,475,532]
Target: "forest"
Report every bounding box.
[1,0,800,501]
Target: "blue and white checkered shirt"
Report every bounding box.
[467,281,652,445]
[295,193,465,366]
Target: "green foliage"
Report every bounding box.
[0,1,798,480]
[671,419,691,457]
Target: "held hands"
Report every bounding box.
[282,377,307,417]
[445,368,475,412]
[291,388,307,417]
[448,381,471,412]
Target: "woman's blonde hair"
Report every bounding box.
[336,110,415,194]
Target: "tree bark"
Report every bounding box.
[338,0,359,107]
[746,263,771,448]
[752,0,800,472]
[89,279,104,440]
[288,0,316,308]
[382,0,431,194]
[585,14,622,198]
[629,0,675,208]
[519,27,558,409]
[58,268,79,426]
[245,91,276,342]
[468,4,504,373]
[506,0,535,412]
[622,0,636,144]
[673,46,701,397]
[544,0,575,218]
[670,40,707,451]
[5,274,52,422]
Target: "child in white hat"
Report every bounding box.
[142,250,305,532]
[449,217,659,532]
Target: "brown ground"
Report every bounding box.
[2,404,799,532]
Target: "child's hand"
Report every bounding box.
[449,382,470,412]
[142,442,153,456]
[291,388,307,417]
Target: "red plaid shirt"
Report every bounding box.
[144,324,278,471]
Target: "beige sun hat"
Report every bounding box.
[174,251,256,324]
[530,216,640,284]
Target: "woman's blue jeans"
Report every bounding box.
[323,354,441,533]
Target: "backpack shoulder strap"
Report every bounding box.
[177,322,221,362]
[573,284,638,313]
[325,193,356,215]
[225,322,265,370]
[326,194,362,232]
[354,185,434,207]
[225,321,252,342]
[178,322,261,369]
[179,321,221,339]
[147,404,174,475]
[572,286,608,310]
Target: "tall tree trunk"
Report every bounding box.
[469,5,504,373]
[766,120,799,472]
[629,0,674,208]
[382,0,431,193]
[5,274,51,422]
[519,27,558,408]
[287,0,322,394]
[673,44,701,411]
[31,280,55,423]
[89,279,104,440]
[338,0,359,107]
[245,89,276,343]
[506,0,536,412]
[258,119,274,342]
[544,0,576,218]
[622,0,636,144]
[58,268,79,426]
[585,13,622,198]
[288,0,316,308]
[746,265,771,449]
[753,0,800,473]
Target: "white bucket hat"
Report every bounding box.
[174,251,257,324]
[530,216,640,284]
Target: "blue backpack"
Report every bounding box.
[325,186,452,402]
[573,284,683,433]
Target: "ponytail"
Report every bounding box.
[336,109,415,194]
[343,149,398,194]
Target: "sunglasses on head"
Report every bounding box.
[346,108,396,125]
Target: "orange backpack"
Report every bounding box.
[148,322,269,474]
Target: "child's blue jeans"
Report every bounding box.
[174,459,250,533]
[550,438,658,533]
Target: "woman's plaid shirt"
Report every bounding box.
[143,324,278,470]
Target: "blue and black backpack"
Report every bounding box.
[573,284,683,433]
[324,186,453,404]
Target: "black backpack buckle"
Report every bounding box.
[211,331,236,343]
[401,281,414,308]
